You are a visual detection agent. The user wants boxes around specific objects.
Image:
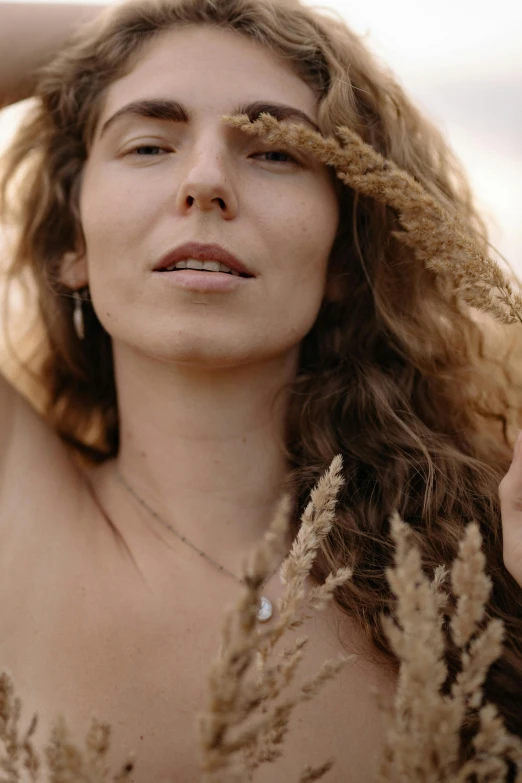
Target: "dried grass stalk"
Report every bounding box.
[0,668,136,782]
[0,78,520,783]
[221,113,522,326]
[0,460,521,782]
[376,514,522,783]
[196,454,354,782]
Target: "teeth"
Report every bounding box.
[186,259,204,270]
[163,258,241,275]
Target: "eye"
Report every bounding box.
[253,150,299,165]
[127,144,170,156]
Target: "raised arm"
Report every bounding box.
[0,2,105,107]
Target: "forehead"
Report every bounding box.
[98,24,319,127]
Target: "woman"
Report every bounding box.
[0,0,520,780]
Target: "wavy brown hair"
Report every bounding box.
[1,0,522,758]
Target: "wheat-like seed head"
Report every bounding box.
[0,469,519,781]
[0,112,521,783]
[376,513,520,783]
[221,113,522,328]
[196,454,353,782]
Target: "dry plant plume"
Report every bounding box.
[1,457,521,782]
[0,671,136,782]
[1,25,522,783]
[3,104,522,783]
[221,113,522,326]
[377,514,522,783]
[196,454,353,782]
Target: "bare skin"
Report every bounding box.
[60,25,342,572]
[0,2,102,106]
[0,386,394,782]
[499,431,522,589]
[0,397,394,782]
[0,21,396,783]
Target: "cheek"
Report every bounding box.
[276,189,339,288]
[78,167,152,322]
[79,163,154,259]
[258,193,337,347]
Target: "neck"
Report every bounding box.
[104,340,298,566]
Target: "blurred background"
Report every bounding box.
[0,0,521,271]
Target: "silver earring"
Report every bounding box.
[73,291,85,340]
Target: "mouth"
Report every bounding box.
[153,242,254,278]
[157,259,251,278]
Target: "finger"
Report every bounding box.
[499,429,522,584]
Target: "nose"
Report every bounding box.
[175,134,238,218]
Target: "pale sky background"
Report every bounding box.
[1,0,521,273]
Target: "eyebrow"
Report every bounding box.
[98,98,321,139]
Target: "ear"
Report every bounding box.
[58,249,89,289]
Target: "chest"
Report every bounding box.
[0,495,393,783]
[0,511,239,780]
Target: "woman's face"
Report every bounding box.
[74,25,339,368]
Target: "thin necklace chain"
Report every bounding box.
[115,469,282,591]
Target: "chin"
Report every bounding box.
[133,333,257,367]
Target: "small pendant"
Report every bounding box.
[256,596,273,622]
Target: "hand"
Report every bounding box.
[499,430,522,588]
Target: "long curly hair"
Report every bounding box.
[1,0,522,751]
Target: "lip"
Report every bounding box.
[153,242,254,277]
